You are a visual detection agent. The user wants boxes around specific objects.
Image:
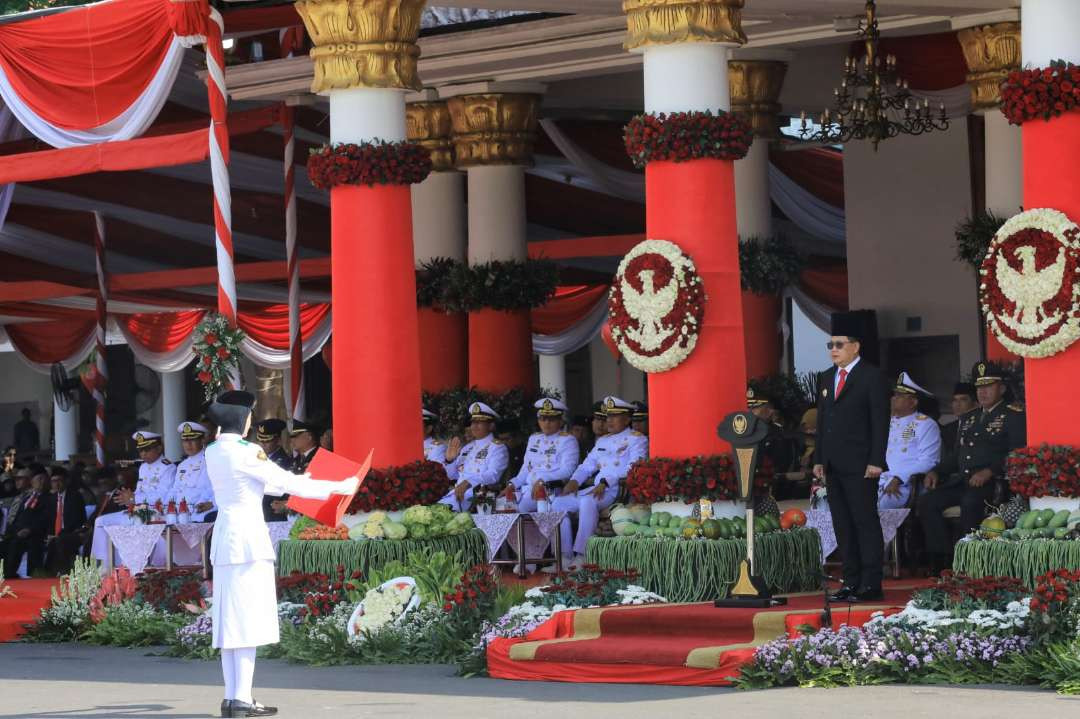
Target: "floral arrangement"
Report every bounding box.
[626,455,772,504]
[25,558,101,641]
[173,612,217,660]
[415,258,559,313]
[192,312,246,400]
[623,110,752,167]
[912,571,1028,614]
[350,581,416,637]
[739,235,805,295]
[276,571,330,604]
[135,568,206,614]
[346,461,449,514]
[88,567,137,623]
[82,601,185,648]
[1006,444,1080,498]
[1029,568,1080,641]
[528,565,661,608]
[1000,60,1080,125]
[442,564,498,621]
[979,208,1080,358]
[955,210,1008,269]
[608,239,706,373]
[307,141,432,189]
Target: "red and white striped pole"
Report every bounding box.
[281,28,305,420]
[93,212,108,467]
[205,8,237,327]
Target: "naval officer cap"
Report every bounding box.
[132,431,162,450]
[178,421,209,440]
[468,402,500,422]
[535,397,568,417]
[893,371,931,396]
[632,402,649,421]
[255,418,286,441]
[591,401,606,420]
[603,396,635,415]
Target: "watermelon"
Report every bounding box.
[622,523,641,536]
[629,504,652,526]
[611,506,636,536]
[701,519,722,539]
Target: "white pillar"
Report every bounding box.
[53,399,77,462]
[1022,0,1080,66]
[413,172,466,263]
[642,43,730,113]
[734,137,772,239]
[466,165,528,263]
[329,88,407,143]
[983,110,1022,217]
[538,353,567,399]
[161,370,185,461]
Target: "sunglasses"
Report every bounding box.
[826,341,854,350]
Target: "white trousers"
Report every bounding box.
[550,485,618,556]
[221,646,257,703]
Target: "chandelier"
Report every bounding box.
[798,0,949,150]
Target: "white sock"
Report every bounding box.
[233,646,257,705]
[221,648,237,701]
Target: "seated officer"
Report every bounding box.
[289,420,321,474]
[918,361,1025,573]
[422,408,447,464]
[439,402,509,512]
[172,422,216,521]
[878,372,942,510]
[255,419,292,521]
[513,399,579,512]
[631,403,649,436]
[550,396,648,570]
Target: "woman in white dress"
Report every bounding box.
[205,391,357,718]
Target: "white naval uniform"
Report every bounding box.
[552,427,648,555]
[438,434,509,512]
[206,433,350,649]
[90,456,177,565]
[165,450,216,566]
[424,436,447,465]
[512,431,579,513]
[878,412,942,509]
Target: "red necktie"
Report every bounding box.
[55,493,63,535]
[836,368,848,396]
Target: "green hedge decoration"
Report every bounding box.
[585,528,822,602]
[277,530,487,578]
[953,538,1080,588]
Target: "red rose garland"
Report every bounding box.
[307,141,433,189]
[608,239,706,373]
[624,110,752,168]
[626,455,772,504]
[192,313,245,400]
[1000,60,1080,125]
[1006,444,1080,499]
[346,460,449,514]
[978,208,1080,358]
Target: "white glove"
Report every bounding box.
[333,476,360,496]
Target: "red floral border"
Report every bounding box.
[346,460,449,513]
[307,141,432,189]
[624,111,753,168]
[1000,60,1080,125]
[626,455,772,504]
[979,227,1080,349]
[1006,444,1080,499]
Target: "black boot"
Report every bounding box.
[221,700,232,718]
[230,699,278,717]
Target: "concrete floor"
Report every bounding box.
[0,643,1077,719]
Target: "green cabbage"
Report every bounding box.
[383,521,408,540]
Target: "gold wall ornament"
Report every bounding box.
[406,101,454,172]
[294,0,425,93]
[446,93,541,167]
[729,60,787,138]
[958,22,1021,111]
[623,0,746,51]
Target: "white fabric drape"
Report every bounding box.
[783,285,837,335]
[538,119,645,202]
[910,84,972,121]
[0,324,96,375]
[768,165,846,245]
[532,297,608,356]
[119,322,197,373]
[239,313,332,370]
[0,39,185,148]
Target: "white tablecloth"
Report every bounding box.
[806,508,910,563]
[473,511,566,563]
[102,524,166,575]
[267,517,296,552]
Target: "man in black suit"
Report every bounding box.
[813,313,890,602]
[2,467,48,578]
[44,469,88,575]
[939,382,977,455]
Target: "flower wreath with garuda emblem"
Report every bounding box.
[979,208,1080,358]
[608,239,706,373]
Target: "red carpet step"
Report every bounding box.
[0,578,59,641]
[489,582,924,686]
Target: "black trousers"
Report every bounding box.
[2,531,45,577]
[45,531,87,575]
[826,468,884,591]
[917,478,995,555]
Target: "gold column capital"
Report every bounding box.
[958,22,1021,111]
[294,0,425,93]
[622,0,746,51]
[406,101,454,172]
[729,60,787,138]
[445,93,542,167]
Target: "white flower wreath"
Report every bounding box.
[979,208,1080,359]
[608,239,705,373]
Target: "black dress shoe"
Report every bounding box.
[829,587,857,602]
[230,700,278,717]
[221,700,232,718]
[854,587,884,602]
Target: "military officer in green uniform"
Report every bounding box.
[918,361,1026,573]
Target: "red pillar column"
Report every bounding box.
[296,0,426,466]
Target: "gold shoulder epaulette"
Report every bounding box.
[916,414,928,420]
[1007,403,1025,412]
[631,430,644,437]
